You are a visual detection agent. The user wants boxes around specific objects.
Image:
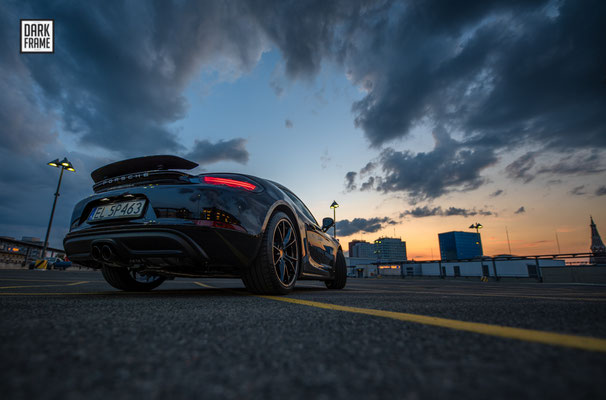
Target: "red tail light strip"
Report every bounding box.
[203,176,256,191]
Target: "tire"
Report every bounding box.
[325,250,347,289]
[101,265,165,291]
[242,211,300,295]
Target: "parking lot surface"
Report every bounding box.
[1,269,605,399]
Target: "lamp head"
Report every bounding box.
[47,159,60,168]
[330,200,339,209]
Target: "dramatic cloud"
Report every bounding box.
[353,128,497,201]
[490,189,504,197]
[2,1,265,157]
[338,0,606,197]
[185,138,249,165]
[285,119,293,128]
[515,206,526,214]
[347,0,606,151]
[596,186,606,196]
[401,206,493,218]
[337,217,396,237]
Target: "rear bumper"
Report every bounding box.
[64,224,262,273]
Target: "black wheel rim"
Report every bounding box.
[272,218,299,286]
[129,270,162,284]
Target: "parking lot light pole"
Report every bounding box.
[469,222,484,258]
[41,158,75,259]
[330,200,339,238]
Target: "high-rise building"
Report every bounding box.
[438,231,483,260]
[590,217,606,264]
[374,237,407,262]
[348,240,375,258]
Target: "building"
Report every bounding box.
[348,240,375,258]
[590,217,606,264]
[374,237,406,262]
[0,237,64,266]
[438,231,483,260]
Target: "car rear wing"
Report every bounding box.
[91,155,198,183]
[91,155,199,193]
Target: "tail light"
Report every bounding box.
[203,176,257,191]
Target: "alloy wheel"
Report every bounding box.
[272,218,299,286]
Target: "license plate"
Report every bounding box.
[88,200,146,221]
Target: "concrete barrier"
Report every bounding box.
[541,266,606,284]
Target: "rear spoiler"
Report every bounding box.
[91,155,199,183]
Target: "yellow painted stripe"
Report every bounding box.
[255,295,606,353]
[190,281,606,353]
[0,281,89,289]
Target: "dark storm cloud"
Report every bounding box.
[337,217,396,237]
[515,206,526,214]
[490,189,504,197]
[401,206,493,218]
[596,186,606,196]
[185,138,249,165]
[332,0,606,198]
[357,128,497,201]
[3,1,265,156]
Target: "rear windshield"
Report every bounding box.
[275,183,318,225]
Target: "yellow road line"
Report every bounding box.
[257,295,606,353]
[0,281,89,289]
[192,281,606,353]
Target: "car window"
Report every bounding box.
[277,185,318,225]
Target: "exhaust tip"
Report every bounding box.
[101,245,114,262]
[91,245,101,261]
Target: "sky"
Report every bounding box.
[0,0,605,259]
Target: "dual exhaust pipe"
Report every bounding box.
[91,244,116,262]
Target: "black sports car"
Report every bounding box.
[63,155,346,294]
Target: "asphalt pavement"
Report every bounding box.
[1,269,605,399]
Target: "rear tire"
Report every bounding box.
[325,250,347,289]
[242,211,300,295]
[101,265,165,291]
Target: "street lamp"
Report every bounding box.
[330,200,339,238]
[469,222,483,245]
[41,157,75,259]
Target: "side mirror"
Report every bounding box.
[322,217,334,232]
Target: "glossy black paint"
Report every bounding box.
[64,165,341,281]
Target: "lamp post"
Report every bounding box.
[469,222,483,243]
[41,158,75,259]
[330,200,339,238]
